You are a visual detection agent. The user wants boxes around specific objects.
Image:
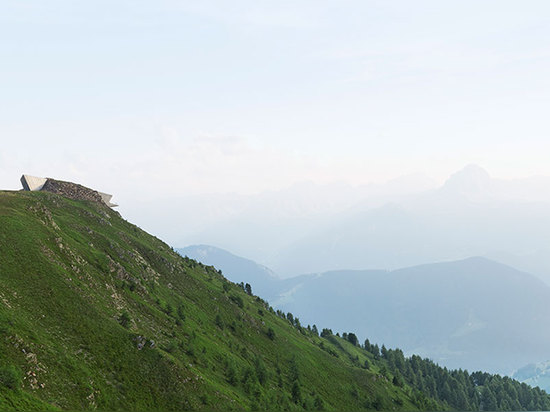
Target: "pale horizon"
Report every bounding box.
[3,1,550,202]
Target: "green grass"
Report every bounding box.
[0,190,436,410]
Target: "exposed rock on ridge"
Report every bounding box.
[41,179,106,205]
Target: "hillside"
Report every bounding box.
[1,189,549,411]
[0,189,433,410]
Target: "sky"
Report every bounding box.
[2,0,550,208]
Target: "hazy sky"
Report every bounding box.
[2,1,550,202]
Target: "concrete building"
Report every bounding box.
[98,192,117,208]
[20,175,47,191]
[20,175,118,208]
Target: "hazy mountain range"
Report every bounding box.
[180,245,550,380]
[271,165,550,280]
[176,165,550,284]
[141,173,438,266]
[513,361,550,393]
[178,164,550,386]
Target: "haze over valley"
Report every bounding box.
[179,166,550,388]
[179,164,550,282]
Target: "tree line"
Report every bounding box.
[276,306,550,411]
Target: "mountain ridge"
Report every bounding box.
[181,244,550,376]
[166,166,550,282]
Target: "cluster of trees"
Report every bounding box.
[236,281,253,296]
[361,340,550,411]
[275,309,304,330]
[223,354,324,410]
[268,310,550,412]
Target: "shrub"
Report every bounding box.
[215,314,224,329]
[0,365,21,389]
[177,304,185,322]
[226,361,238,386]
[118,311,131,328]
[291,381,302,404]
[314,395,325,410]
[165,303,173,316]
[163,340,178,354]
[230,295,244,308]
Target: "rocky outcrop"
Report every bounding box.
[41,179,106,206]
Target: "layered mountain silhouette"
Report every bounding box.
[270,165,550,280]
[182,245,550,376]
[273,257,550,375]
[514,361,550,393]
[169,166,550,284]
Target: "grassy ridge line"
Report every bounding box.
[0,191,425,411]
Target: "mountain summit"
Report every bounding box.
[441,164,492,196]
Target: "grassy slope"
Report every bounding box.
[0,190,432,411]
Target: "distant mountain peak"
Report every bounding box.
[442,164,492,195]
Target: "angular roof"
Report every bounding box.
[98,192,118,208]
[20,175,48,191]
